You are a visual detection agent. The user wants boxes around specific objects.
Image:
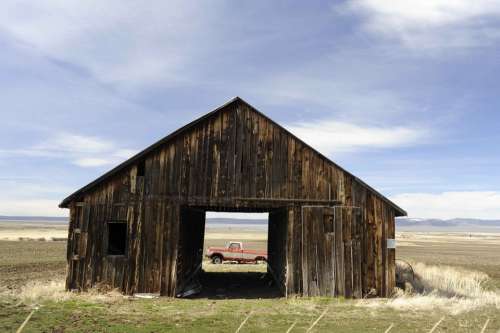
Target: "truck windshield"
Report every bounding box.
[229,243,240,250]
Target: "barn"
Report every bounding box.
[60,97,406,298]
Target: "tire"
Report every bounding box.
[212,255,223,264]
[255,257,266,264]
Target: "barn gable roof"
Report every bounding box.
[60,97,406,216]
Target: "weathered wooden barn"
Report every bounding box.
[60,97,406,298]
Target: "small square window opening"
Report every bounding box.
[107,222,127,255]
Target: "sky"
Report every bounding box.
[1,1,499,219]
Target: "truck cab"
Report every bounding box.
[206,241,267,264]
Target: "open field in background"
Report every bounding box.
[0,219,67,241]
[202,226,267,252]
[1,220,500,332]
[397,232,500,290]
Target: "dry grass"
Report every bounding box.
[358,262,500,314]
[17,280,71,304]
[1,278,125,307]
[412,263,490,297]
[202,261,267,273]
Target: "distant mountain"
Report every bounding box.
[208,217,500,229]
[206,218,267,225]
[396,217,500,231]
[0,216,68,223]
[2,215,498,231]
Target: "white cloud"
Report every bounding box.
[390,191,500,219]
[341,0,500,49]
[0,133,137,168]
[0,1,221,86]
[0,180,70,217]
[286,120,426,155]
[348,0,500,26]
[0,199,66,217]
[37,133,114,154]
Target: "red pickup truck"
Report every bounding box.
[206,241,267,264]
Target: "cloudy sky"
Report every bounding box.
[1,1,499,219]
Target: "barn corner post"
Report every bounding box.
[64,202,75,291]
[377,204,397,298]
[63,199,91,292]
[387,209,396,296]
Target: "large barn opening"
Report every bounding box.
[175,206,288,299]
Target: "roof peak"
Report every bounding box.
[223,96,249,107]
[213,96,259,114]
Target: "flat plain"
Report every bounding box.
[1,221,499,332]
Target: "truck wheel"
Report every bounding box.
[212,255,222,264]
[255,257,266,264]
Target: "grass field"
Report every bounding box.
[1,222,500,332]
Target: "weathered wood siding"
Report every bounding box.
[175,208,205,295]
[65,99,399,298]
[268,208,288,295]
[299,206,363,298]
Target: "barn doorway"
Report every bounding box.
[175,206,288,299]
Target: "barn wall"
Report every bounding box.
[65,99,397,297]
[268,208,288,294]
[175,208,206,295]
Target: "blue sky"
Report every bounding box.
[1,1,499,219]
